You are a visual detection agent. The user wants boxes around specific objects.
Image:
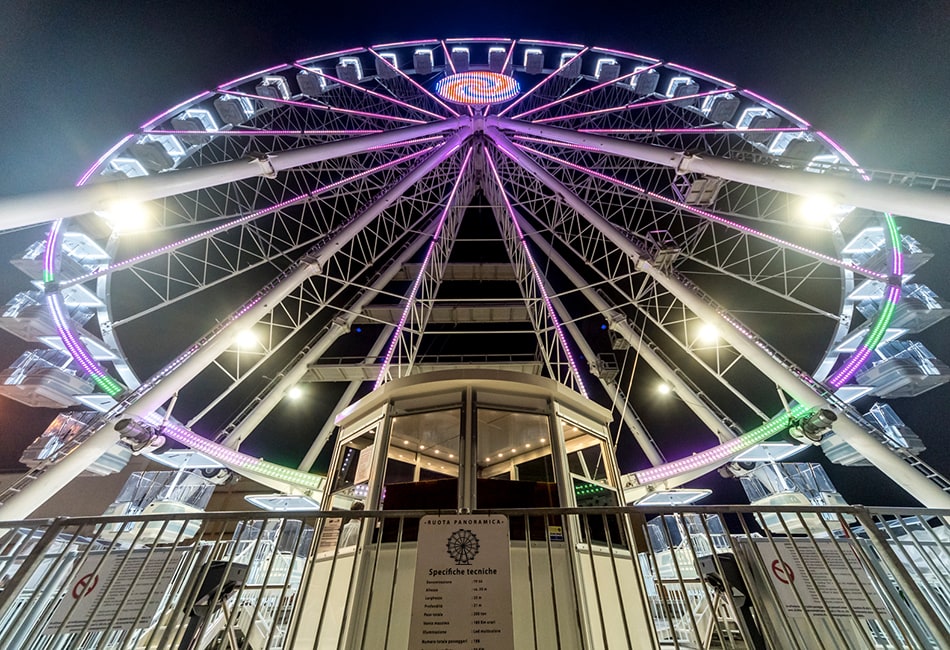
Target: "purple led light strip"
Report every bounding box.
[62,146,439,288]
[374,146,475,390]
[440,40,458,74]
[483,145,588,397]
[218,63,290,90]
[146,416,323,489]
[140,91,214,130]
[219,90,428,126]
[295,47,365,65]
[589,46,660,64]
[43,221,124,394]
[816,131,871,180]
[370,39,439,49]
[501,41,517,75]
[577,126,807,135]
[511,63,663,120]
[741,89,811,127]
[366,48,461,118]
[521,38,587,49]
[294,63,447,121]
[445,37,513,43]
[666,62,735,88]
[496,47,589,117]
[513,139,887,281]
[77,135,135,185]
[440,41,475,118]
[532,87,734,125]
[147,129,385,137]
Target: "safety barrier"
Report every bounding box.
[0,504,946,649]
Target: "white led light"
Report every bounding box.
[665,76,693,97]
[595,58,617,79]
[339,57,363,80]
[379,52,398,70]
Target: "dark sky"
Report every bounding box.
[0,1,947,504]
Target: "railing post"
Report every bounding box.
[0,517,64,616]
[850,507,950,648]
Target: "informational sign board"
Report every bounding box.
[747,538,889,619]
[315,517,343,556]
[409,515,514,650]
[46,547,187,634]
[354,443,374,485]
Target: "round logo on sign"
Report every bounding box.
[771,559,795,585]
[72,573,99,599]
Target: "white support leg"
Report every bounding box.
[221,225,436,449]
[0,118,465,231]
[489,116,950,226]
[0,131,470,519]
[487,127,950,508]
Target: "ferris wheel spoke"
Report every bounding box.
[509,63,661,121]
[482,146,588,395]
[147,127,387,137]
[293,63,448,122]
[61,146,440,291]
[486,137,813,421]
[116,135,468,427]
[366,48,461,118]
[375,146,476,387]
[496,47,588,117]
[182,147,471,424]
[439,40,475,118]
[511,138,887,282]
[106,145,455,328]
[496,162,768,426]
[530,88,734,126]
[218,89,431,126]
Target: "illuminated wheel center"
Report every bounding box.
[435,71,520,105]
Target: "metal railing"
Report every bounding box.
[0,504,946,649]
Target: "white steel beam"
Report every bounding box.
[489,116,950,226]
[0,131,470,519]
[0,118,465,231]
[514,207,741,450]
[487,127,950,508]
[297,326,393,472]
[221,226,436,449]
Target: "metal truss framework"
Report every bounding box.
[1,38,949,518]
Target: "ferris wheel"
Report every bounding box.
[1,37,949,517]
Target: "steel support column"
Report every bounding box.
[511,206,741,449]
[221,224,437,449]
[487,127,950,508]
[0,118,465,231]
[489,116,950,225]
[0,131,470,519]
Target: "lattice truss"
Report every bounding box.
[482,137,858,428]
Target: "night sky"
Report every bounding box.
[0,1,947,506]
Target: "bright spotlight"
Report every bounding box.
[798,194,850,222]
[96,199,150,232]
[235,329,258,349]
[657,383,672,395]
[287,385,303,400]
[698,323,719,344]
